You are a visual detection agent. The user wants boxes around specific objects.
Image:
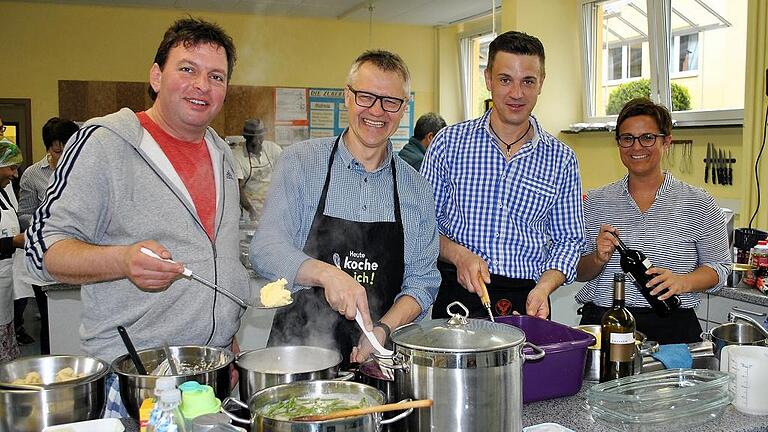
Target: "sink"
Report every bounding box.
[642,354,719,373]
[640,341,719,373]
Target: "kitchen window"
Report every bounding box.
[580,0,747,125]
[459,31,496,120]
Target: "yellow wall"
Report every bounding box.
[0,1,436,160]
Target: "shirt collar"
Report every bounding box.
[40,154,52,169]
[482,109,542,149]
[337,130,393,174]
[620,171,673,198]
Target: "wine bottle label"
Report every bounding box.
[609,332,635,362]
[642,258,652,269]
[610,332,634,344]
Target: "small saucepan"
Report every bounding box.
[235,346,353,401]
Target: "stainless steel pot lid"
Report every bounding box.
[391,302,525,353]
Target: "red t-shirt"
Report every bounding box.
[137,112,216,241]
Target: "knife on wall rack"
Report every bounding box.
[705,143,711,183]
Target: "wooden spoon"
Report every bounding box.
[292,399,433,422]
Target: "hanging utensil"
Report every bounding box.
[728,150,733,185]
[117,325,148,375]
[705,143,711,183]
[355,310,393,356]
[139,247,291,309]
[292,399,433,422]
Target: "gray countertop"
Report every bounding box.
[715,285,768,306]
[523,382,768,432]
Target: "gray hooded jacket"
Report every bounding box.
[25,108,249,362]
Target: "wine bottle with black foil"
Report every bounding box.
[610,232,681,316]
[600,273,636,383]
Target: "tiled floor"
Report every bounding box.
[18,298,42,357]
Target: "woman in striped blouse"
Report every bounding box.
[575,98,731,344]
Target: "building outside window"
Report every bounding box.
[581,0,747,125]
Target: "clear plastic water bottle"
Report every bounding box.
[147,377,187,432]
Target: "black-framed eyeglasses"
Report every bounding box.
[347,86,406,113]
[616,133,665,148]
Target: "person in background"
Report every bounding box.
[575,98,730,344]
[0,138,24,361]
[421,30,584,319]
[398,112,446,172]
[14,117,79,354]
[250,50,440,366]
[25,18,246,417]
[236,118,282,221]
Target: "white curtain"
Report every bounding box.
[458,36,473,121]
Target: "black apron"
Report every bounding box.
[578,302,703,344]
[268,135,405,366]
[431,261,547,319]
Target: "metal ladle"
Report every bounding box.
[139,248,292,309]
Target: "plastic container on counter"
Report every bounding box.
[495,315,596,403]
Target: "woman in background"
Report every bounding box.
[0,137,25,361]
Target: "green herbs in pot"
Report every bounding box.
[261,395,370,420]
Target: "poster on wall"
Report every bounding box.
[274,88,309,147]
[308,88,414,152]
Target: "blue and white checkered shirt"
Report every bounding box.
[421,110,584,283]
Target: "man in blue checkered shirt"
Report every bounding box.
[421,31,584,320]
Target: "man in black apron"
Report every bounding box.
[252,50,440,366]
[422,31,585,320]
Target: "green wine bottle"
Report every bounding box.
[600,273,637,382]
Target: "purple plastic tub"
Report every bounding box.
[495,315,596,403]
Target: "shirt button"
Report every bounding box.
[362,205,367,211]
[495,232,500,238]
[364,178,368,183]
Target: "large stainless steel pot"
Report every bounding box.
[702,322,768,358]
[378,302,544,432]
[222,380,412,431]
[0,355,110,432]
[236,346,352,400]
[112,345,234,419]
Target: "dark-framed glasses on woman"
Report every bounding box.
[347,86,405,113]
[616,133,665,148]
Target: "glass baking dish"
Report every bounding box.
[585,369,733,431]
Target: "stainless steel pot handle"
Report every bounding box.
[701,331,711,342]
[220,397,250,425]
[380,398,417,425]
[334,370,356,381]
[523,342,545,361]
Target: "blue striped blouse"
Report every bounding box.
[575,172,731,308]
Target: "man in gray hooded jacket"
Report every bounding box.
[25,18,247,417]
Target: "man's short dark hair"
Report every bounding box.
[42,117,60,149]
[148,17,237,100]
[42,117,79,149]
[615,98,673,139]
[487,31,546,76]
[413,113,447,141]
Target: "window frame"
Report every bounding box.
[580,0,744,126]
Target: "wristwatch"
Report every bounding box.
[374,321,391,344]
